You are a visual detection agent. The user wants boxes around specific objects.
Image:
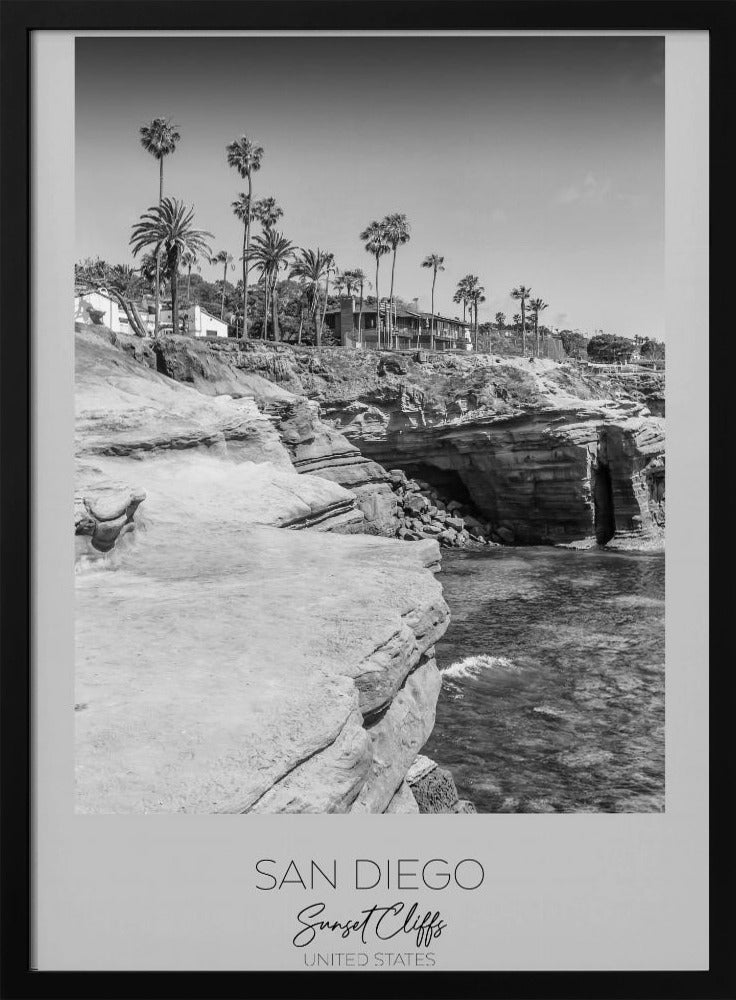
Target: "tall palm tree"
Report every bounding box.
[290,248,329,345]
[421,254,445,351]
[511,285,532,355]
[382,213,411,348]
[463,276,484,351]
[473,292,487,351]
[360,222,390,348]
[529,297,549,356]
[226,136,264,338]
[352,268,369,344]
[453,286,467,324]
[130,197,212,338]
[335,269,363,342]
[251,196,283,231]
[245,230,294,341]
[318,252,336,347]
[211,250,235,319]
[180,249,203,310]
[139,117,181,336]
[455,275,476,330]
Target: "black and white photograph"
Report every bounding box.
[73,34,665,816]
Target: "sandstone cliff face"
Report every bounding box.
[158,342,664,547]
[108,337,665,546]
[145,336,399,535]
[75,330,448,813]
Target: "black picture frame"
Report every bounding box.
[1,3,734,997]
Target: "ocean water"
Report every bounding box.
[423,546,665,813]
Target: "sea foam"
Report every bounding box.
[442,654,520,680]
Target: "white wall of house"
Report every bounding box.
[75,290,122,332]
[158,304,229,338]
[75,290,155,335]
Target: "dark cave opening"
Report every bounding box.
[593,461,616,545]
[398,463,474,507]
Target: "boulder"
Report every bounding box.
[404,494,430,516]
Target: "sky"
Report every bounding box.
[76,35,664,339]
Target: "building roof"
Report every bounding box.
[199,306,227,324]
[327,300,468,327]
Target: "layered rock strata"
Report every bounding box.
[121,337,664,547]
[75,330,449,813]
[145,335,399,535]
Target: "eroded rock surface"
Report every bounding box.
[75,330,449,813]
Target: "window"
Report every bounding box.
[206,329,217,336]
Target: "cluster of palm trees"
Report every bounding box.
[130,117,553,352]
[510,286,549,356]
[453,275,486,351]
[132,118,344,342]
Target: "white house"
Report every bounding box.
[159,304,230,338]
[75,289,154,335]
[76,290,229,339]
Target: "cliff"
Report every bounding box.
[142,339,664,547]
[75,330,448,813]
[75,329,665,813]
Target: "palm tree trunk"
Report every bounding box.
[535,317,539,357]
[272,277,280,342]
[358,284,364,344]
[297,304,304,344]
[221,261,227,319]
[153,157,165,338]
[170,258,179,337]
[374,260,380,349]
[263,277,269,340]
[243,173,252,339]
[430,271,436,352]
[389,249,397,348]
[102,286,148,339]
[521,301,526,355]
[318,272,330,348]
[186,266,192,309]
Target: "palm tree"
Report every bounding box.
[495,311,506,328]
[318,252,336,347]
[139,117,181,336]
[180,249,203,310]
[226,136,264,338]
[462,276,484,351]
[333,271,348,298]
[251,196,283,232]
[360,222,390,348]
[473,291,487,351]
[421,254,446,351]
[290,248,329,345]
[529,297,549,356]
[130,197,212,338]
[382,213,411,348]
[455,275,475,328]
[352,268,369,345]
[453,286,467,324]
[211,250,235,319]
[245,230,295,341]
[511,285,532,355]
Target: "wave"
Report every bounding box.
[442,654,520,680]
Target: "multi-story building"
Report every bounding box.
[325,297,471,351]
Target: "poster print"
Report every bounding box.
[20,19,712,979]
[74,34,665,819]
